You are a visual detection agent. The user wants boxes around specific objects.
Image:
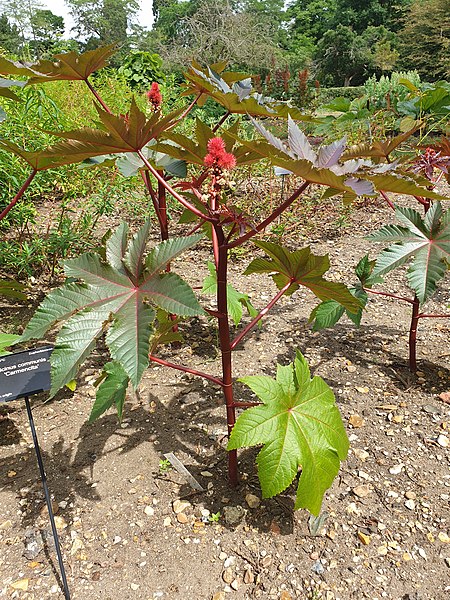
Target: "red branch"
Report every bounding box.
[231,281,292,350]
[226,181,310,249]
[0,169,38,222]
[149,354,223,387]
[364,287,414,304]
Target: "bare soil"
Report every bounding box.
[1,195,449,600]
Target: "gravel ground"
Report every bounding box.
[1,193,449,600]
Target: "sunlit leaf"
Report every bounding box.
[228,351,349,515]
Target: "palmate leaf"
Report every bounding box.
[155,118,260,167]
[0,101,183,171]
[89,361,129,423]
[201,261,258,326]
[228,351,349,515]
[242,118,447,200]
[21,222,204,395]
[244,241,360,313]
[0,46,116,82]
[182,63,309,121]
[368,202,450,303]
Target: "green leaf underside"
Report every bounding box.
[369,203,450,303]
[22,224,204,396]
[245,241,359,313]
[228,352,349,515]
[89,361,129,423]
[0,278,27,300]
[202,262,257,326]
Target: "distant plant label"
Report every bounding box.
[0,346,53,402]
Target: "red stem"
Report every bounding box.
[167,92,203,129]
[418,313,450,319]
[364,287,414,304]
[214,225,238,486]
[149,354,223,387]
[212,111,231,133]
[0,169,38,222]
[231,281,292,350]
[226,181,310,249]
[157,170,169,241]
[409,295,420,372]
[85,78,111,113]
[136,149,215,222]
[379,190,395,210]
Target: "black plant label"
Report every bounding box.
[0,346,53,402]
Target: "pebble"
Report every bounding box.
[389,464,404,475]
[212,593,226,600]
[405,499,416,510]
[353,448,369,462]
[144,506,155,517]
[223,505,245,525]
[176,513,188,524]
[353,485,371,498]
[357,531,371,545]
[130,583,139,591]
[438,532,450,543]
[173,500,191,514]
[349,415,365,428]
[405,491,416,500]
[222,568,234,584]
[437,434,449,448]
[245,493,260,509]
[243,569,254,584]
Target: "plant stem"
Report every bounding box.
[157,171,169,241]
[364,287,414,304]
[215,226,238,486]
[0,169,37,222]
[409,295,420,372]
[230,281,292,350]
[85,78,111,113]
[379,190,395,210]
[137,150,216,223]
[149,354,223,387]
[212,111,231,133]
[226,181,310,249]
[418,313,449,319]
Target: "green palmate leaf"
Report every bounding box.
[22,222,204,396]
[228,351,349,515]
[89,361,129,423]
[368,202,450,304]
[244,241,360,313]
[0,46,117,82]
[201,262,258,326]
[309,288,368,331]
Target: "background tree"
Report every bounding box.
[0,13,21,54]
[331,0,412,34]
[314,24,368,86]
[157,0,284,73]
[398,0,450,80]
[29,9,64,57]
[66,0,139,49]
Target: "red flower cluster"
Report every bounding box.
[146,82,162,111]
[204,137,236,170]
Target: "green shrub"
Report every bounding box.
[363,71,422,110]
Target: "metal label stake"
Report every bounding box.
[1,346,71,599]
